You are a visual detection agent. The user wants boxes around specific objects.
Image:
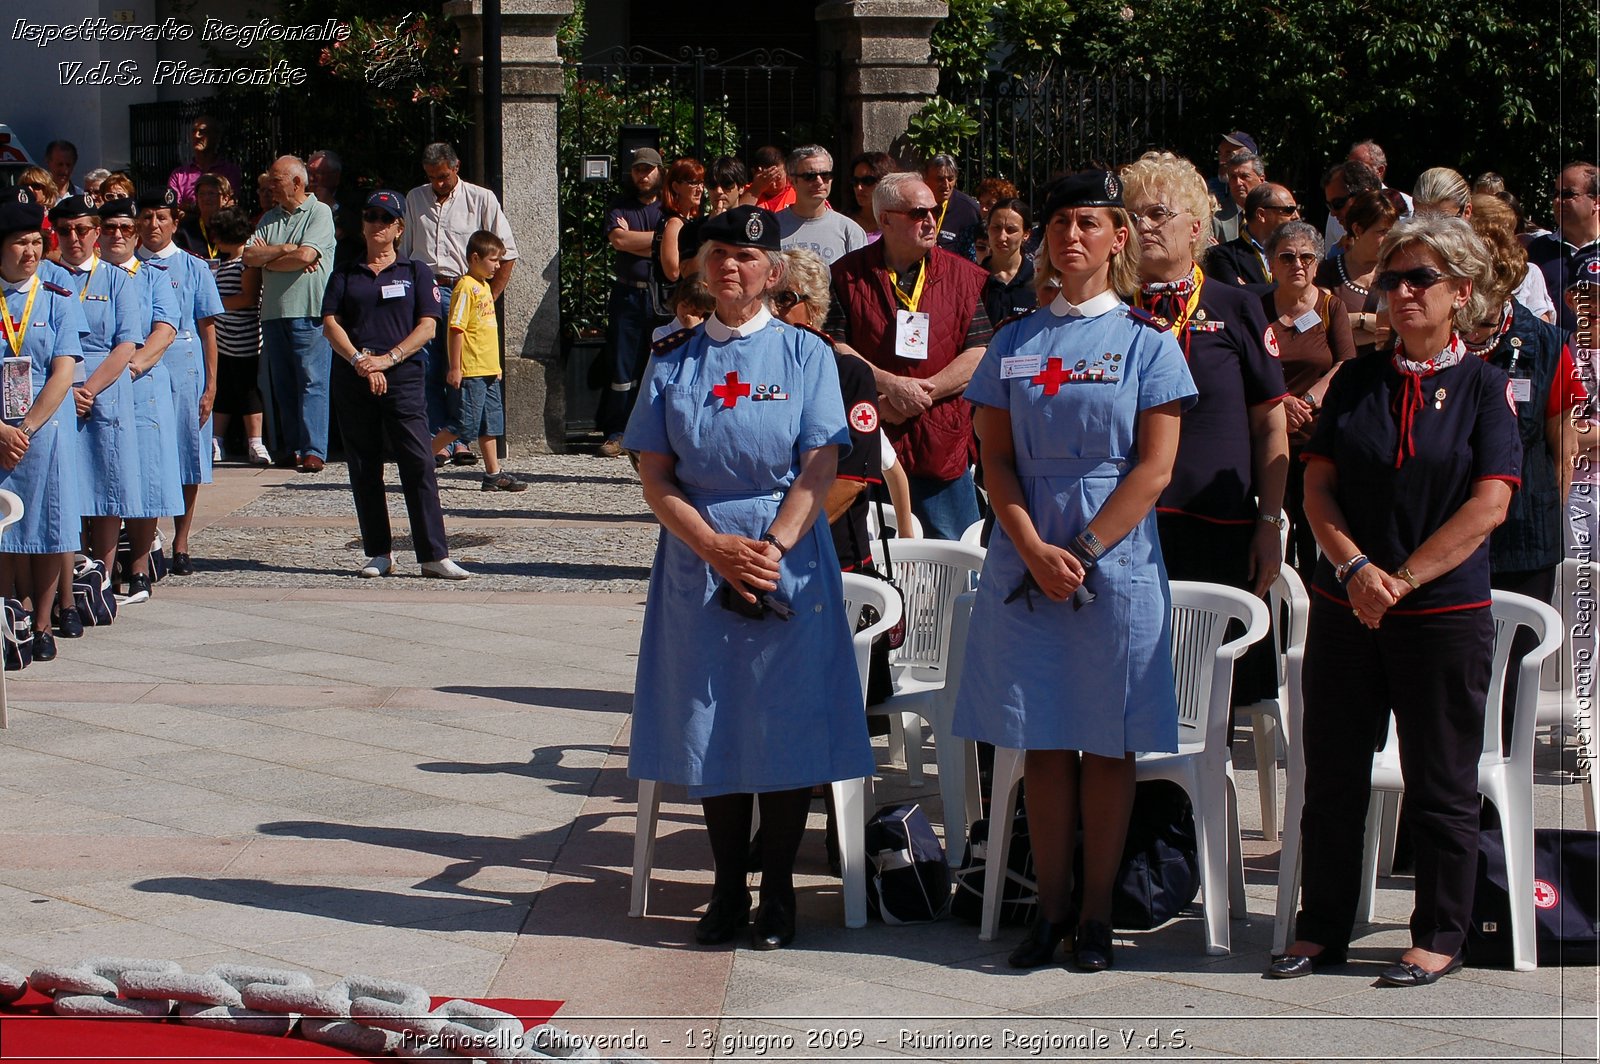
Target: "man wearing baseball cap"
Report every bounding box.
[595,146,667,456]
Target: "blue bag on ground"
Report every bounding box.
[72,556,117,626]
[864,802,951,924]
[1468,827,1600,967]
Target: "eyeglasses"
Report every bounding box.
[1132,205,1183,228]
[362,210,395,224]
[1325,195,1351,212]
[886,206,938,222]
[1374,267,1448,292]
[1274,252,1318,268]
[1264,203,1300,215]
[773,290,807,310]
[793,170,833,183]
[677,181,705,190]
[101,222,136,234]
[852,175,881,188]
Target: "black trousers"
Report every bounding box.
[332,358,449,563]
[1295,598,1493,957]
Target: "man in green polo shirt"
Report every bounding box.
[246,154,337,472]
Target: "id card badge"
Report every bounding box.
[1292,309,1322,333]
[894,310,930,359]
[1001,354,1042,380]
[1510,377,1532,404]
[2,358,32,422]
[381,282,407,300]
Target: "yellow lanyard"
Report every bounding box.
[888,260,929,313]
[1,276,40,358]
[75,257,100,301]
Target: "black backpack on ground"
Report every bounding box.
[864,803,952,924]
[3,598,32,671]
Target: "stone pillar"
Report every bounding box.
[446,0,571,453]
[816,1,947,163]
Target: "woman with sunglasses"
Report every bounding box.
[954,172,1196,972]
[320,192,465,580]
[655,157,706,287]
[1315,190,1399,358]
[1262,221,1355,576]
[1273,214,1519,987]
[846,152,896,240]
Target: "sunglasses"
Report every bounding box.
[362,210,396,224]
[708,180,739,192]
[1274,252,1318,267]
[886,206,938,222]
[793,170,833,183]
[100,222,136,234]
[1264,203,1300,215]
[57,224,98,238]
[852,175,881,188]
[1374,267,1448,292]
[774,290,807,309]
[1325,195,1351,211]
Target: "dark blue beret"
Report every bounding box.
[1041,170,1124,219]
[0,186,45,239]
[698,205,781,252]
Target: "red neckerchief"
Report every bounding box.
[1390,334,1466,469]
[1136,265,1204,360]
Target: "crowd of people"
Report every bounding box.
[611,136,1597,978]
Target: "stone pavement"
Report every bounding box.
[0,456,1594,1062]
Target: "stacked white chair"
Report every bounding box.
[1537,558,1598,828]
[1235,568,1311,842]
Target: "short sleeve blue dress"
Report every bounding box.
[952,291,1199,757]
[624,307,875,797]
[140,245,222,486]
[109,257,185,519]
[58,257,146,517]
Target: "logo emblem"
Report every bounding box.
[1104,173,1121,201]
[1506,379,1518,413]
[1533,879,1559,909]
[1586,259,1600,275]
[745,213,764,242]
[849,401,878,433]
[1264,327,1281,359]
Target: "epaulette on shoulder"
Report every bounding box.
[145,260,169,271]
[650,327,695,356]
[994,306,1040,332]
[40,281,71,297]
[1126,306,1166,330]
[795,322,837,349]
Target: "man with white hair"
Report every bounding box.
[776,145,866,264]
[1327,139,1412,245]
[246,154,337,471]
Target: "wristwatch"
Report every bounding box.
[1258,512,1287,531]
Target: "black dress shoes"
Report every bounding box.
[751,896,796,951]
[169,552,193,576]
[694,891,751,945]
[1073,919,1115,971]
[1377,952,1464,987]
[53,606,84,638]
[1008,915,1075,969]
[1266,948,1347,979]
[32,629,56,662]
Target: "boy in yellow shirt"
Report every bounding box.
[431,231,526,491]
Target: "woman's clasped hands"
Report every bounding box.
[1020,538,1087,602]
[705,532,782,603]
[1347,563,1412,628]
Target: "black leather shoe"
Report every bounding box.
[32,630,56,662]
[169,552,193,576]
[53,606,84,638]
[694,891,751,945]
[1266,948,1347,979]
[1073,919,1115,971]
[1008,915,1075,969]
[751,896,796,951]
[1378,952,1463,987]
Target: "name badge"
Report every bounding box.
[1001,354,1042,380]
[1510,377,1532,404]
[1292,309,1322,333]
[894,310,929,360]
[2,358,32,422]
[380,282,408,300]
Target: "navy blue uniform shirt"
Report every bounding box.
[831,350,882,571]
[1302,351,1522,613]
[321,253,442,352]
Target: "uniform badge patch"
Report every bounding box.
[1506,379,1518,413]
[849,400,878,433]
[745,213,764,243]
[1264,327,1281,358]
[1533,878,1560,909]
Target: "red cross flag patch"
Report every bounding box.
[1533,878,1559,909]
[1264,326,1281,359]
[849,400,878,434]
[1506,379,1518,413]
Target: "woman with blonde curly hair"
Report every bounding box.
[1273,215,1521,987]
[1119,150,1289,701]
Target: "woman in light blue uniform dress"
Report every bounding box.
[48,196,145,584]
[624,206,870,952]
[0,189,87,661]
[953,173,1197,972]
[136,188,221,576]
[97,196,183,604]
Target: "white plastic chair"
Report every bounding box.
[1537,558,1598,828]
[881,540,986,809]
[629,574,902,930]
[864,502,923,772]
[1235,568,1310,842]
[979,581,1270,955]
[0,488,22,729]
[959,519,985,547]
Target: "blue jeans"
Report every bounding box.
[420,285,452,436]
[908,468,980,541]
[595,283,659,438]
[261,317,331,460]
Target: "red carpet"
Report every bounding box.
[0,990,563,1062]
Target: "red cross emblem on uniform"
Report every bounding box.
[1032,357,1071,396]
[711,371,751,408]
[1533,879,1560,909]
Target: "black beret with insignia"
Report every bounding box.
[98,197,137,221]
[698,204,781,252]
[1041,170,1124,219]
[0,186,46,240]
[136,187,180,213]
[49,195,99,225]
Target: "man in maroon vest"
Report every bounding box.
[825,173,992,539]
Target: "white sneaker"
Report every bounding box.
[420,558,471,580]
[247,440,272,466]
[358,556,394,578]
[212,437,223,462]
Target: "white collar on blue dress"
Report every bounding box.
[1048,289,1122,319]
[704,305,772,341]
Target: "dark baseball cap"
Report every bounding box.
[1223,131,1260,155]
[628,147,664,170]
[1569,244,1600,290]
[365,190,405,221]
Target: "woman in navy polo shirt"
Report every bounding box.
[1271,215,1520,987]
[321,191,467,580]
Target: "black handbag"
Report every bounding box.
[3,598,32,671]
[864,803,952,924]
[951,797,1039,926]
[1468,827,1600,967]
[72,556,117,627]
